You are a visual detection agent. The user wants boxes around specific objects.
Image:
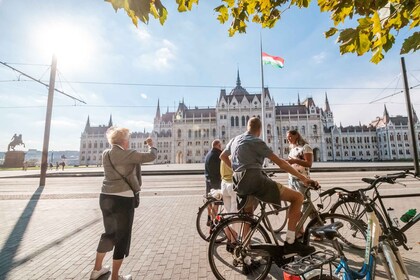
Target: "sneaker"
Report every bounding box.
[284,241,315,256]
[118,275,132,280]
[206,215,211,226]
[90,265,110,279]
[242,260,261,275]
[226,241,237,253]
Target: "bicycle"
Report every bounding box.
[196,191,288,241]
[207,186,366,280]
[326,170,420,250]
[287,183,416,280]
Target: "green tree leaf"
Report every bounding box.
[106,0,420,63]
[401,32,420,54]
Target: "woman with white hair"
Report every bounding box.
[90,127,157,280]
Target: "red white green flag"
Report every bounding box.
[262,52,284,68]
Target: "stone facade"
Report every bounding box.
[79,73,420,165]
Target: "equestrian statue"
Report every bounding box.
[7,134,25,151]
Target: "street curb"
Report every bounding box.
[0,165,414,179]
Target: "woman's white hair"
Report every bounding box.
[106,127,130,145]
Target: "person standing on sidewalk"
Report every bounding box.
[204,139,222,226]
[90,127,157,280]
[286,129,313,210]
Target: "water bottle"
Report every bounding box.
[400,209,417,223]
[387,207,400,227]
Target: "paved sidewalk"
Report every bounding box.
[0,173,419,279]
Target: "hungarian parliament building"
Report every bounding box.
[79,73,420,165]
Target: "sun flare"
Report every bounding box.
[35,21,95,71]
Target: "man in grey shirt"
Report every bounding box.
[220,117,317,257]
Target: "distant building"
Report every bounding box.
[79,71,420,164]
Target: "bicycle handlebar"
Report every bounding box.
[320,170,416,198]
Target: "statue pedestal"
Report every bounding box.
[4,151,25,168]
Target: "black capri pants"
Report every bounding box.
[96,194,135,259]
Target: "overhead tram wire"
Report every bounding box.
[3,78,414,91]
[0,61,86,104]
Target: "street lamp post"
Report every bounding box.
[39,54,58,187]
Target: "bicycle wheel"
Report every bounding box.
[330,197,369,227]
[303,213,367,270]
[265,201,288,233]
[208,216,273,280]
[196,198,224,241]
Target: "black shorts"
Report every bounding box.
[234,169,282,206]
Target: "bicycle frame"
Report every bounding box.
[334,201,380,280]
[334,190,410,280]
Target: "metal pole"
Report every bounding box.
[259,33,266,142]
[40,54,58,187]
[401,57,420,175]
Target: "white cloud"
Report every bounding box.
[140,93,147,99]
[122,119,153,131]
[312,52,327,64]
[132,27,151,42]
[133,43,177,71]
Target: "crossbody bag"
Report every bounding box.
[107,153,140,208]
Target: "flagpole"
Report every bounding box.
[260,32,266,142]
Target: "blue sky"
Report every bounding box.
[0,0,419,151]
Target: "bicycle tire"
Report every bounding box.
[330,197,368,224]
[303,213,367,270]
[208,215,273,280]
[196,198,224,241]
[330,197,389,232]
[264,201,288,233]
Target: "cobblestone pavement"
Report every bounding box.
[0,172,419,279]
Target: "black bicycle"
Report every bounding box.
[207,187,366,280]
[196,193,288,242]
[327,170,420,250]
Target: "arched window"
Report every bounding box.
[397,133,401,141]
[390,133,394,141]
[188,129,192,138]
[246,116,250,123]
[404,133,408,141]
[88,142,92,149]
[100,142,103,148]
[235,116,239,126]
[241,116,246,126]
[213,128,216,137]
[222,126,226,137]
[177,129,182,138]
[94,141,97,148]
[231,116,235,126]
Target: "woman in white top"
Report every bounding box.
[286,130,313,217]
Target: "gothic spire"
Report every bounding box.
[85,115,90,131]
[108,114,113,127]
[325,92,331,112]
[297,93,301,105]
[383,104,390,123]
[236,69,241,86]
[412,105,418,123]
[155,99,161,119]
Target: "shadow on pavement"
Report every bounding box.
[403,257,420,279]
[11,217,101,269]
[0,186,44,280]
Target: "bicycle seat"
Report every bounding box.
[309,221,344,240]
[362,178,375,185]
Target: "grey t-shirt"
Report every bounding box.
[224,132,273,172]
